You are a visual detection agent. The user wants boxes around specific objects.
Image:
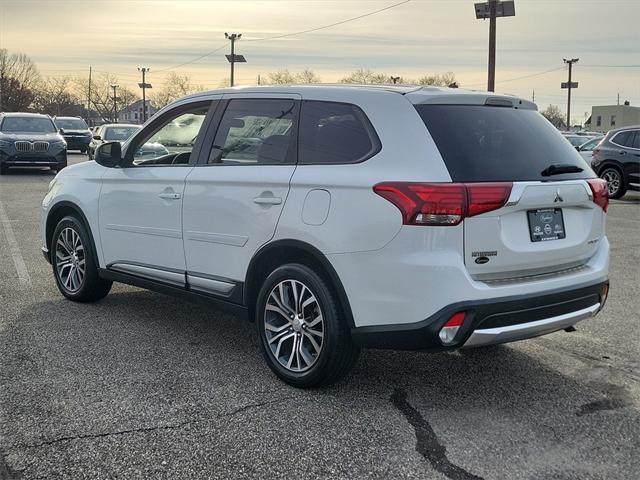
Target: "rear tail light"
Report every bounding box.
[587,178,609,212]
[373,182,512,226]
[439,312,466,345]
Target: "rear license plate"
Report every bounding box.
[527,208,566,242]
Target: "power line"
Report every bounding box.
[244,0,412,42]
[151,0,411,73]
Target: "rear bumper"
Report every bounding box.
[351,280,609,351]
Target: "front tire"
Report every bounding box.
[51,216,112,302]
[601,166,626,199]
[0,163,7,175]
[256,263,360,388]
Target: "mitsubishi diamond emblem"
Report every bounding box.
[554,189,564,203]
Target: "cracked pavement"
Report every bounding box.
[1,153,639,479]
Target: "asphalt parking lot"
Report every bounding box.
[0,152,639,480]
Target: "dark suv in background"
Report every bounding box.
[53,116,92,153]
[0,113,67,175]
[592,126,640,198]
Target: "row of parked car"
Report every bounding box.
[0,109,638,199]
[561,129,640,198]
[0,113,171,174]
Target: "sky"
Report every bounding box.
[1,0,639,125]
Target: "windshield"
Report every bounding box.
[415,105,593,182]
[565,135,589,147]
[0,117,57,134]
[55,118,88,130]
[104,126,140,141]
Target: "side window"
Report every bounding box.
[613,131,631,147]
[130,103,211,166]
[207,98,296,165]
[633,131,640,149]
[298,100,380,164]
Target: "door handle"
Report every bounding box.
[253,195,282,206]
[158,192,181,200]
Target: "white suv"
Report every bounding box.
[41,85,610,387]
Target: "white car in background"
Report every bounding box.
[41,85,610,387]
[89,124,169,160]
[576,137,602,163]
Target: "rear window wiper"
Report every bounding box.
[541,164,583,177]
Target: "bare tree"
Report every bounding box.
[415,72,457,87]
[340,69,389,85]
[73,73,138,122]
[0,49,41,111]
[295,69,321,84]
[541,104,565,128]
[267,70,297,85]
[150,72,203,109]
[32,77,82,116]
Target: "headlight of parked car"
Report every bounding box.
[0,139,12,149]
[50,140,67,148]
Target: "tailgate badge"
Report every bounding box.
[554,189,564,203]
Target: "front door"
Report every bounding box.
[182,95,300,297]
[99,100,215,286]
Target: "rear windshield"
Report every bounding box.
[104,126,139,141]
[415,105,593,182]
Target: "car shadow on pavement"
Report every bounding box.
[1,289,637,479]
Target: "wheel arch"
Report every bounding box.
[46,201,100,268]
[596,160,626,181]
[244,239,355,328]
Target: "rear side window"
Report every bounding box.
[613,130,638,148]
[298,101,380,164]
[415,105,593,182]
[208,98,296,165]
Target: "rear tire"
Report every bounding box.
[0,164,7,175]
[51,216,112,302]
[256,263,360,388]
[600,166,626,199]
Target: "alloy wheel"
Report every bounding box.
[264,279,325,373]
[55,227,86,293]
[602,169,621,197]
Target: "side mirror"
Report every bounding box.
[59,128,65,135]
[575,145,580,151]
[94,141,122,168]
[92,135,101,140]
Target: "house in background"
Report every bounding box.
[585,102,640,133]
[119,100,158,124]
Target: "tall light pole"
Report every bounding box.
[225,32,246,87]
[474,1,515,92]
[111,84,119,122]
[562,58,579,130]
[138,67,152,123]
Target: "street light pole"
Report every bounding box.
[487,0,497,92]
[138,67,152,123]
[111,84,119,122]
[563,58,579,130]
[474,1,515,92]
[225,33,246,87]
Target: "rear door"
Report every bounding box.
[415,103,604,281]
[182,95,300,296]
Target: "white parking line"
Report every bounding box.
[0,199,32,287]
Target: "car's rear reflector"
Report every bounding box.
[587,178,609,212]
[373,182,512,226]
[439,312,466,345]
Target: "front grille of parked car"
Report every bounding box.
[15,141,32,152]
[14,141,50,153]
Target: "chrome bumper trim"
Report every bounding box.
[463,303,601,348]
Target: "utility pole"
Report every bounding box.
[562,58,579,130]
[474,1,515,92]
[111,84,119,123]
[87,66,92,126]
[138,67,152,123]
[532,90,535,103]
[224,33,246,87]
[617,93,620,105]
